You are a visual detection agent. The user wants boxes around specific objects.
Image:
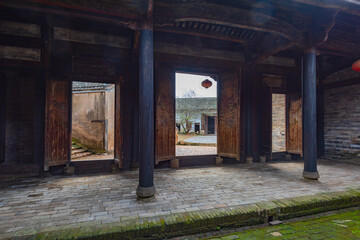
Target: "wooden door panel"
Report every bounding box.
[114,79,123,168]
[155,66,175,164]
[286,94,302,154]
[44,76,71,169]
[218,70,241,160]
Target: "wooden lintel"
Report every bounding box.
[154,27,249,45]
[154,41,244,62]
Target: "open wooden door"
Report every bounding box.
[155,66,175,164]
[261,87,272,159]
[286,94,302,155]
[218,70,241,160]
[44,76,71,170]
[114,79,123,168]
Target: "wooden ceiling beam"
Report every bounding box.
[154,28,250,45]
[249,34,293,66]
[154,3,304,45]
[292,0,360,17]
[0,0,139,30]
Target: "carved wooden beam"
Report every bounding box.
[154,3,304,45]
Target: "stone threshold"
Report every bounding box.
[10,188,360,240]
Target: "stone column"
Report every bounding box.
[136,10,156,197]
[302,47,319,180]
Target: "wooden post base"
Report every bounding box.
[215,157,223,165]
[170,159,179,169]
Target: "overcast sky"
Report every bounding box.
[176,73,217,98]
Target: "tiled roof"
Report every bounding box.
[176,97,217,111]
[72,81,113,91]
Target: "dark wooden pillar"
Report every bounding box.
[245,70,254,162]
[0,73,6,164]
[302,47,319,180]
[137,0,156,198]
[244,50,254,163]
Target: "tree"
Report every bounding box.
[177,90,196,134]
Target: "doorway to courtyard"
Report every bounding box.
[272,93,286,153]
[175,72,218,157]
[71,81,115,161]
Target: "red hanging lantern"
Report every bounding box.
[201,79,213,89]
[352,60,360,72]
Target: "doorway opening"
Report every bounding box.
[175,72,217,156]
[272,93,286,152]
[71,81,115,161]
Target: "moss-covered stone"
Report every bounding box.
[26,188,360,240]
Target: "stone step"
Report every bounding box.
[71,148,87,154]
[72,151,94,159]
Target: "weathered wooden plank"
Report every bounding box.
[155,65,175,163]
[286,94,302,155]
[0,46,40,61]
[154,41,244,62]
[44,76,71,169]
[217,70,241,160]
[0,20,40,38]
[54,27,131,49]
[259,56,296,68]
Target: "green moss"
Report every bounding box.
[28,188,360,240]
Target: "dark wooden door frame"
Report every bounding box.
[0,73,6,163]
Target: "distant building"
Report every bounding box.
[72,82,115,152]
[176,97,217,134]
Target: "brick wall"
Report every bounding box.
[324,84,360,159]
[272,94,286,152]
[4,73,36,164]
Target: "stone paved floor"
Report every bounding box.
[176,145,217,156]
[0,160,360,238]
[183,135,217,144]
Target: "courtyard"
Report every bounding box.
[0,160,360,239]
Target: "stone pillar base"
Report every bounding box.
[246,156,253,164]
[136,185,156,198]
[170,159,179,169]
[259,156,266,163]
[215,157,223,165]
[64,165,75,175]
[303,171,320,180]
